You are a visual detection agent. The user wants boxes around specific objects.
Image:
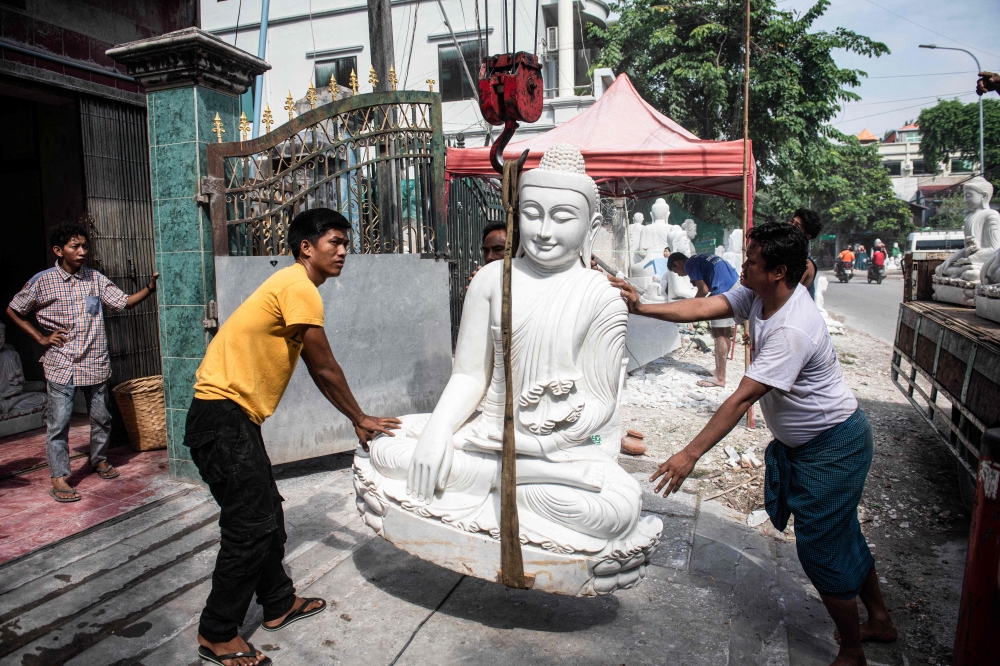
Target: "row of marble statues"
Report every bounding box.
[932,178,1000,315]
[627,198,698,302]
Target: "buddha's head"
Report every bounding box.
[519,144,601,269]
[650,198,670,224]
[964,177,993,212]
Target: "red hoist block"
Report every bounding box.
[953,428,1000,664]
[478,52,543,126]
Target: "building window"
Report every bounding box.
[911,160,928,175]
[439,41,483,102]
[315,56,358,90]
[904,132,922,143]
[951,158,973,173]
[883,161,902,176]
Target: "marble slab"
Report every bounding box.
[932,282,976,307]
[975,294,1000,324]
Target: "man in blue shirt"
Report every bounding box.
[668,252,739,388]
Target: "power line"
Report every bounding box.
[833,91,977,124]
[860,0,1000,60]
[846,90,974,106]
[865,71,976,79]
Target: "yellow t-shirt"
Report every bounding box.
[194,263,325,424]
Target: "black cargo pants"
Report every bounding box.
[183,398,295,643]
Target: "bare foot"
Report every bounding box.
[829,646,866,666]
[262,596,323,629]
[197,633,263,666]
[835,618,898,644]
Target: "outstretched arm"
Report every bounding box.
[125,273,159,309]
[608,275,734,323]
[650,376,770,495]
[300,325,401,450]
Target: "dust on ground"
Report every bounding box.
[621,324,969,665]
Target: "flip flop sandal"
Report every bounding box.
[49,488,80,503]
[198,644,272,666]
[260,597,327,632]
[96,465,120,480]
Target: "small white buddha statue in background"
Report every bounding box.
[354,144,661,596]
[628,212,645,263]
[937,178,1000,282]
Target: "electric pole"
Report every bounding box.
[368,0,395,92]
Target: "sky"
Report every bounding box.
[780,0,1000,138]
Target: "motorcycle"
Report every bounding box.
[867,263,885,285]
[836,261,854,283]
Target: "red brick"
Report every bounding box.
[32,18,63,55]
[1,8,30,45]
[33,57,63,75]
[90,36,115,68]
[2,47,34,66]
[63,28,89,62]
[91,71,117,88]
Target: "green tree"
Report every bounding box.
[927,192,966,229]
[591,0,888,185]
[761,134,912,242]
[917,97,1000,188]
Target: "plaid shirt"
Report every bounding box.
[8,263,129,386]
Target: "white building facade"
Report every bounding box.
[200,0,612,144]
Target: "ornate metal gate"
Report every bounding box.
[205,91,446,259]
[446,177,503,341]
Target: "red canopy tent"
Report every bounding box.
[446,73,755,223]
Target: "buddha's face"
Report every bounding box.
[519,185,597,268]
[964,187,987,212]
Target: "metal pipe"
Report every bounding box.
[253,0,271,138]
[0,40,136,82]
[919,44,985,175]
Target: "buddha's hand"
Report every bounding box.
[354,415,402,452]
[407,422,455,501]
[607,275,640,313]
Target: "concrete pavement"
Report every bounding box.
[819,269,904,344]
[0,452,909,666]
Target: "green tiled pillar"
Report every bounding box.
[109,29,269,481]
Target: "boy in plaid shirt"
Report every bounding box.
[5,222,158,502]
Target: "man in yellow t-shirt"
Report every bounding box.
[185,208,400,666]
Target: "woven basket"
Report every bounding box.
[112,375,167,452]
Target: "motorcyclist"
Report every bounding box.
[870,247,886,281]
[838,247,855,277]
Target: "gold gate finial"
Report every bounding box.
[389,66,398,91]
[368,65,379,89]
[238,111,251,141]
[307,81,318,109]
[262,104,274,134]
[211,112,225,142]
[284,91,295,120]
[328,73,339,100]
[426,78,435,92]
[349,69,358,95]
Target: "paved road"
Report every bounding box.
[819,268,904,344]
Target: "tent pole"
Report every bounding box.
[741,0,754,429]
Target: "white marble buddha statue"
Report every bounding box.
[628,212,644,263]
[937,178,1000,282]
[354,144,661,596]
[0,322,47,418]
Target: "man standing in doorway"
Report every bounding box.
[6,222,158,503]
[186,208,400,666]
[611,223,895,666]
[666,251,739,388]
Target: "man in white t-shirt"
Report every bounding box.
[609,222,895,666]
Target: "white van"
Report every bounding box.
[904,230,964,253]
